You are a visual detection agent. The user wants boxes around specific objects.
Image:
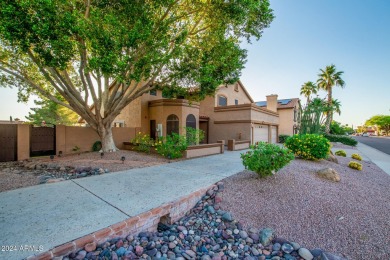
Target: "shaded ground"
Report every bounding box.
[0,150,172,193]
[220,156,390,259]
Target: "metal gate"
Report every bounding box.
[30,126,56,157]
[0,124,17,162]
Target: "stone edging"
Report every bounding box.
[26,184,215,260]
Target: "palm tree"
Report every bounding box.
[300,81,318,104]
[317,64,345,133]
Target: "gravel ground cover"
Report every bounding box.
[220,156,390,259]
[0,150,171,193]
[66,183,342,260]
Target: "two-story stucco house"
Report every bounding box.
[255,96,301,136]
[111,81,281,144]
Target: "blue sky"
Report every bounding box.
[240,0,390,128]
[1,0,389,128]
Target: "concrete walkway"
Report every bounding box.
[0,150,245,260]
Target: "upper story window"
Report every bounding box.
[235,99,238,105]
[234,83,239,92]
[218,95,227,106]
[150,90,157,96]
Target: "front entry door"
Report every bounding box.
[150,120,156,140]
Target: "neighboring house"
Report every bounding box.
[255,96,301,136]
[110,81,280,144]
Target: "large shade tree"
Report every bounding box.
[0,0,274,151]
[317,64,345,133]
[365,115,390,135]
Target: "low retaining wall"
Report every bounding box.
[27,184,215,260]
[184,142,224,159]
[123,142,225,159]
[227,139,250,151]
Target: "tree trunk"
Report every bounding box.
[97,123,118,152]
[324,87,333,134]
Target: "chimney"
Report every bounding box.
[266,94,278,112]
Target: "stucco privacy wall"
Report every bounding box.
[17,124,30,161]
[56,126,138,155]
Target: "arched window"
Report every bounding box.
[218,95,227,106]
[166,114,179,136]
[186,114,196,129]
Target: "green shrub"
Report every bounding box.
[92,141,102,152]
[156,133,188,159]
[278,134,290,143]
[130,132,155,153]
[351,153,362,161]
[285,134,330,160]
[335,150,347,157]
[323,133,357,146]
[241,142,294,177]
[185,127,205,145]
[349,161,362,170]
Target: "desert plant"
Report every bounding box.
[130,132,155,153]
[185,127,205,145]
[72,146,80,152]
[335,150,347,157]
[156,133,188,159]
[351,153,362,161]
[349,161,362,170]
[241,142,294,177]
[92,141,102,152]
[285,134,330,160]
[322,133,357,146]
[278,134,290,143]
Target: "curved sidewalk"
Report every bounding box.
[0,150,245,260]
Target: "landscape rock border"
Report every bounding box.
[52,182,346,260]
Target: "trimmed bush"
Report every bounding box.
[130,132,155,153]
[285,134,330,160]
[241,142,294,177]
[351,153,362,161]
[278,134,290,143]
[155,133,188,159]
[92,141,102,152]
[323,133,357,146]
[349,161,362,170]
[335,150,347,157]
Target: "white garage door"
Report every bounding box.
[253,125,269,143]
[271,126,277,144]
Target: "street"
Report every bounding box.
[353,136,390,155]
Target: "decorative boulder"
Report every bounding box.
[316,168,340,182]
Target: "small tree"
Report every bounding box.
[26,94,79,126]
[298,98,327,134]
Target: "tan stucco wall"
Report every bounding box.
[114,97,142,128]
[278,108,298,136]
[17,124,30,161]
[208,123,252,144]
[148,100,200,137]
[215,83,253,106]
[55,126,137,154]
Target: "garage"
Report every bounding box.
[271,126,278,143]
[253,124,269,143]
